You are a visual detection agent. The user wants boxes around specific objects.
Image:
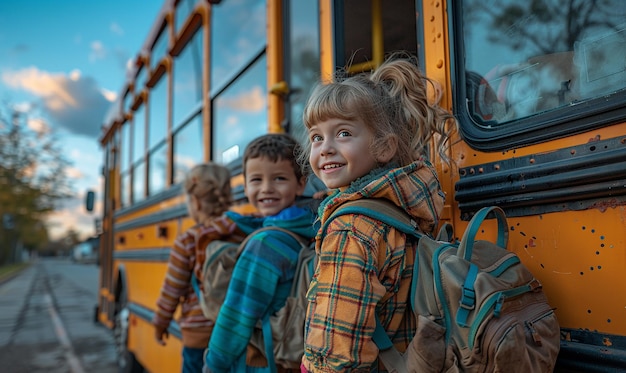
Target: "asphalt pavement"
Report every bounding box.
[0,258,118,372]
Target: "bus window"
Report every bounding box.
[120,121,130,208]
[210,0,266,96]
[148,144,168,197]
[151,25,169,71]
[457,0,626,149]
[132,160,146,204]
[148,75,168,195]
[212,55,267,164]
[172,29,203,132]
[287,1,320,144]
[136,64,148,94]
[132,104,146,203]
[122,89,133,116]
[175,0,194,34]
[173,114,203,184]
[210,0,267,163]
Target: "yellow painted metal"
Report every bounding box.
[203,2,212,163]
[98,314,113,329]
[114,219,183,251]
[125,262,169,309]
[115,195,186,224]
[452,206,626,335]
[318,0,334,83]
[421,0,455,223]
[128,315,183,372]
[371,0,383,68]
[267,0,284,134]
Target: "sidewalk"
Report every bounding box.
[0,261,33,286]
[0,263,37,347]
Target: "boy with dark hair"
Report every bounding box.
[204,133,316,372]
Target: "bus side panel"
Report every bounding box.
[128,315,183,372]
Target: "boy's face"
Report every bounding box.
[244,156,306,217]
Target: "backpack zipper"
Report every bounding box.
[480,305,555,361]
[486,255,520,277]
[467,283,533,349]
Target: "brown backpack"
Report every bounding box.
[327,200,561,373]
[193,226,313,370]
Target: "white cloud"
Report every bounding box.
[89,40,106,62]
[101,88,117,101]
[1,67,114,138]
[109,22,124,36]
[66,166,84,179]
[217,86,266,112]
[46,204,95,240]
[110,22,124,36]
[27,117,49,137]
[46,188,103,241]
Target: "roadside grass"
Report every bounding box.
[0,262,30,282]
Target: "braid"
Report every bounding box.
[184,163,232,219]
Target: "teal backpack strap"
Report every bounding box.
[190,273,201,298]
[457,206,508,261]
[436,222,455,242]
[323,199,423,240]
[373,315,406,373]
[261,312,277,373]
[456,263,479,327]
[236,225,307,258]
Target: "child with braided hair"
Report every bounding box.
[153,163,256,373]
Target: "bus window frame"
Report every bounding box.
[449,0,626,152]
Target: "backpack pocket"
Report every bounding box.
[480,292,560,373]
[406,314,446,372]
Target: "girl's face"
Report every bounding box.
[308,117,379,189]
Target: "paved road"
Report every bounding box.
[0,258,118,372]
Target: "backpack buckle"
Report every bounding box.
[459,288,476,310]
[529,279,542,292]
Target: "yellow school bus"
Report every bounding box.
[95,0,626,371]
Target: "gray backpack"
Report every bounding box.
[326,199,560,373]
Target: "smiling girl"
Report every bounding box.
[300,54,457,372]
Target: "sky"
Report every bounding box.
[0,1,164,241]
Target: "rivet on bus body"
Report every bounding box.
[437,60,443,68]
[571,149,576,155]
[478,167,484,174]
[494,164,500,170]
[469,168,475,175]
[529,158,535,164]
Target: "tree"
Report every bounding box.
[0,102,73,264]
[465,0,623,54]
